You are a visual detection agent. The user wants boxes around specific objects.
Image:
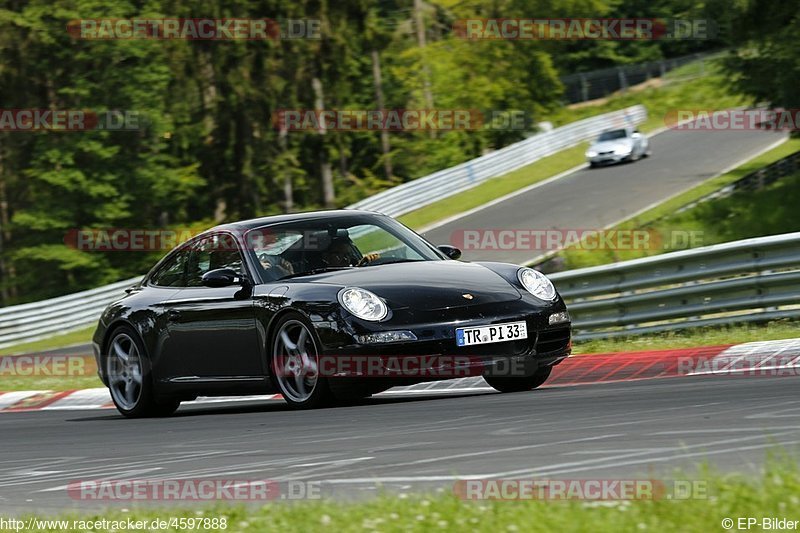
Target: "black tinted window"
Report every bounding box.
[248,215,440,281]
[186,234,244,287]
[597,129,627,141]
[150,249,187,287]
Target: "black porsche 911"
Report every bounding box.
[93,210,571,417]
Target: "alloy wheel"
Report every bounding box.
[107,332,143,411]
[273,320,320,403]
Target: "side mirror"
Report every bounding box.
[438,245,462,260]
[631,131,641,138]
[201,268,242,288]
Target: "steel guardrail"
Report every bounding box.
[0,277,142,350]
[550,232,800,340]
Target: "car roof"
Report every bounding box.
[209,209,385,232]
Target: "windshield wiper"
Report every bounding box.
[360,259,424,267]
[279,266,354,280]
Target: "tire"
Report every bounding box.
[484,366,552,393]
[589,161,598,168]
[269,312,334,409]
[104,325,181,418]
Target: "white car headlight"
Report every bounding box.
[338,287,388,321]
[517,268,557,301]
[586,149,597,157]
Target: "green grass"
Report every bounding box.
[625,137,800,229]
[11,460,800,531]
[0,326,102,392]
[572,320,800,355]
[400,56,744,231]
[0,325,95,356]
[0,357,100,392]
[557,138,800,270]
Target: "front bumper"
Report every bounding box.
[91,323,107,386]
[316,299,571,381]
[588,152,630,165]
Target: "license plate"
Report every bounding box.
[455,321,528,347]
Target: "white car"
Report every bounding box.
[586,127,650,167]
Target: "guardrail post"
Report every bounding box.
[617,68,628,93]
[579,73,589,102]
[757,169,767,191]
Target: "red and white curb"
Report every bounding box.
[1,338,798,413]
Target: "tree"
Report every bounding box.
[724,0,800,109]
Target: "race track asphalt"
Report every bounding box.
[1,374,798,513]
[422,128,788,265]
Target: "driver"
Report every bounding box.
[325,237,380,267]
[258,253,294,277]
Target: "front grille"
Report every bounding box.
[374,337,533,358]
[535,327,570,355]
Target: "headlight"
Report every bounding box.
[586,150,597,157]
[338,287,388,321]
[517,268,557,301]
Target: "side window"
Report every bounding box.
[150,249,188,287]
[186,234,245,287]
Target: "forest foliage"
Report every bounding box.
[0,0,789,303]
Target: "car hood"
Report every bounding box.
[302,261,522,310]
[590,139,633,152]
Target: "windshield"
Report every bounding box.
[246,214,443,281]
[597,129,628,141]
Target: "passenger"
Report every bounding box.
[325,237,380,267]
